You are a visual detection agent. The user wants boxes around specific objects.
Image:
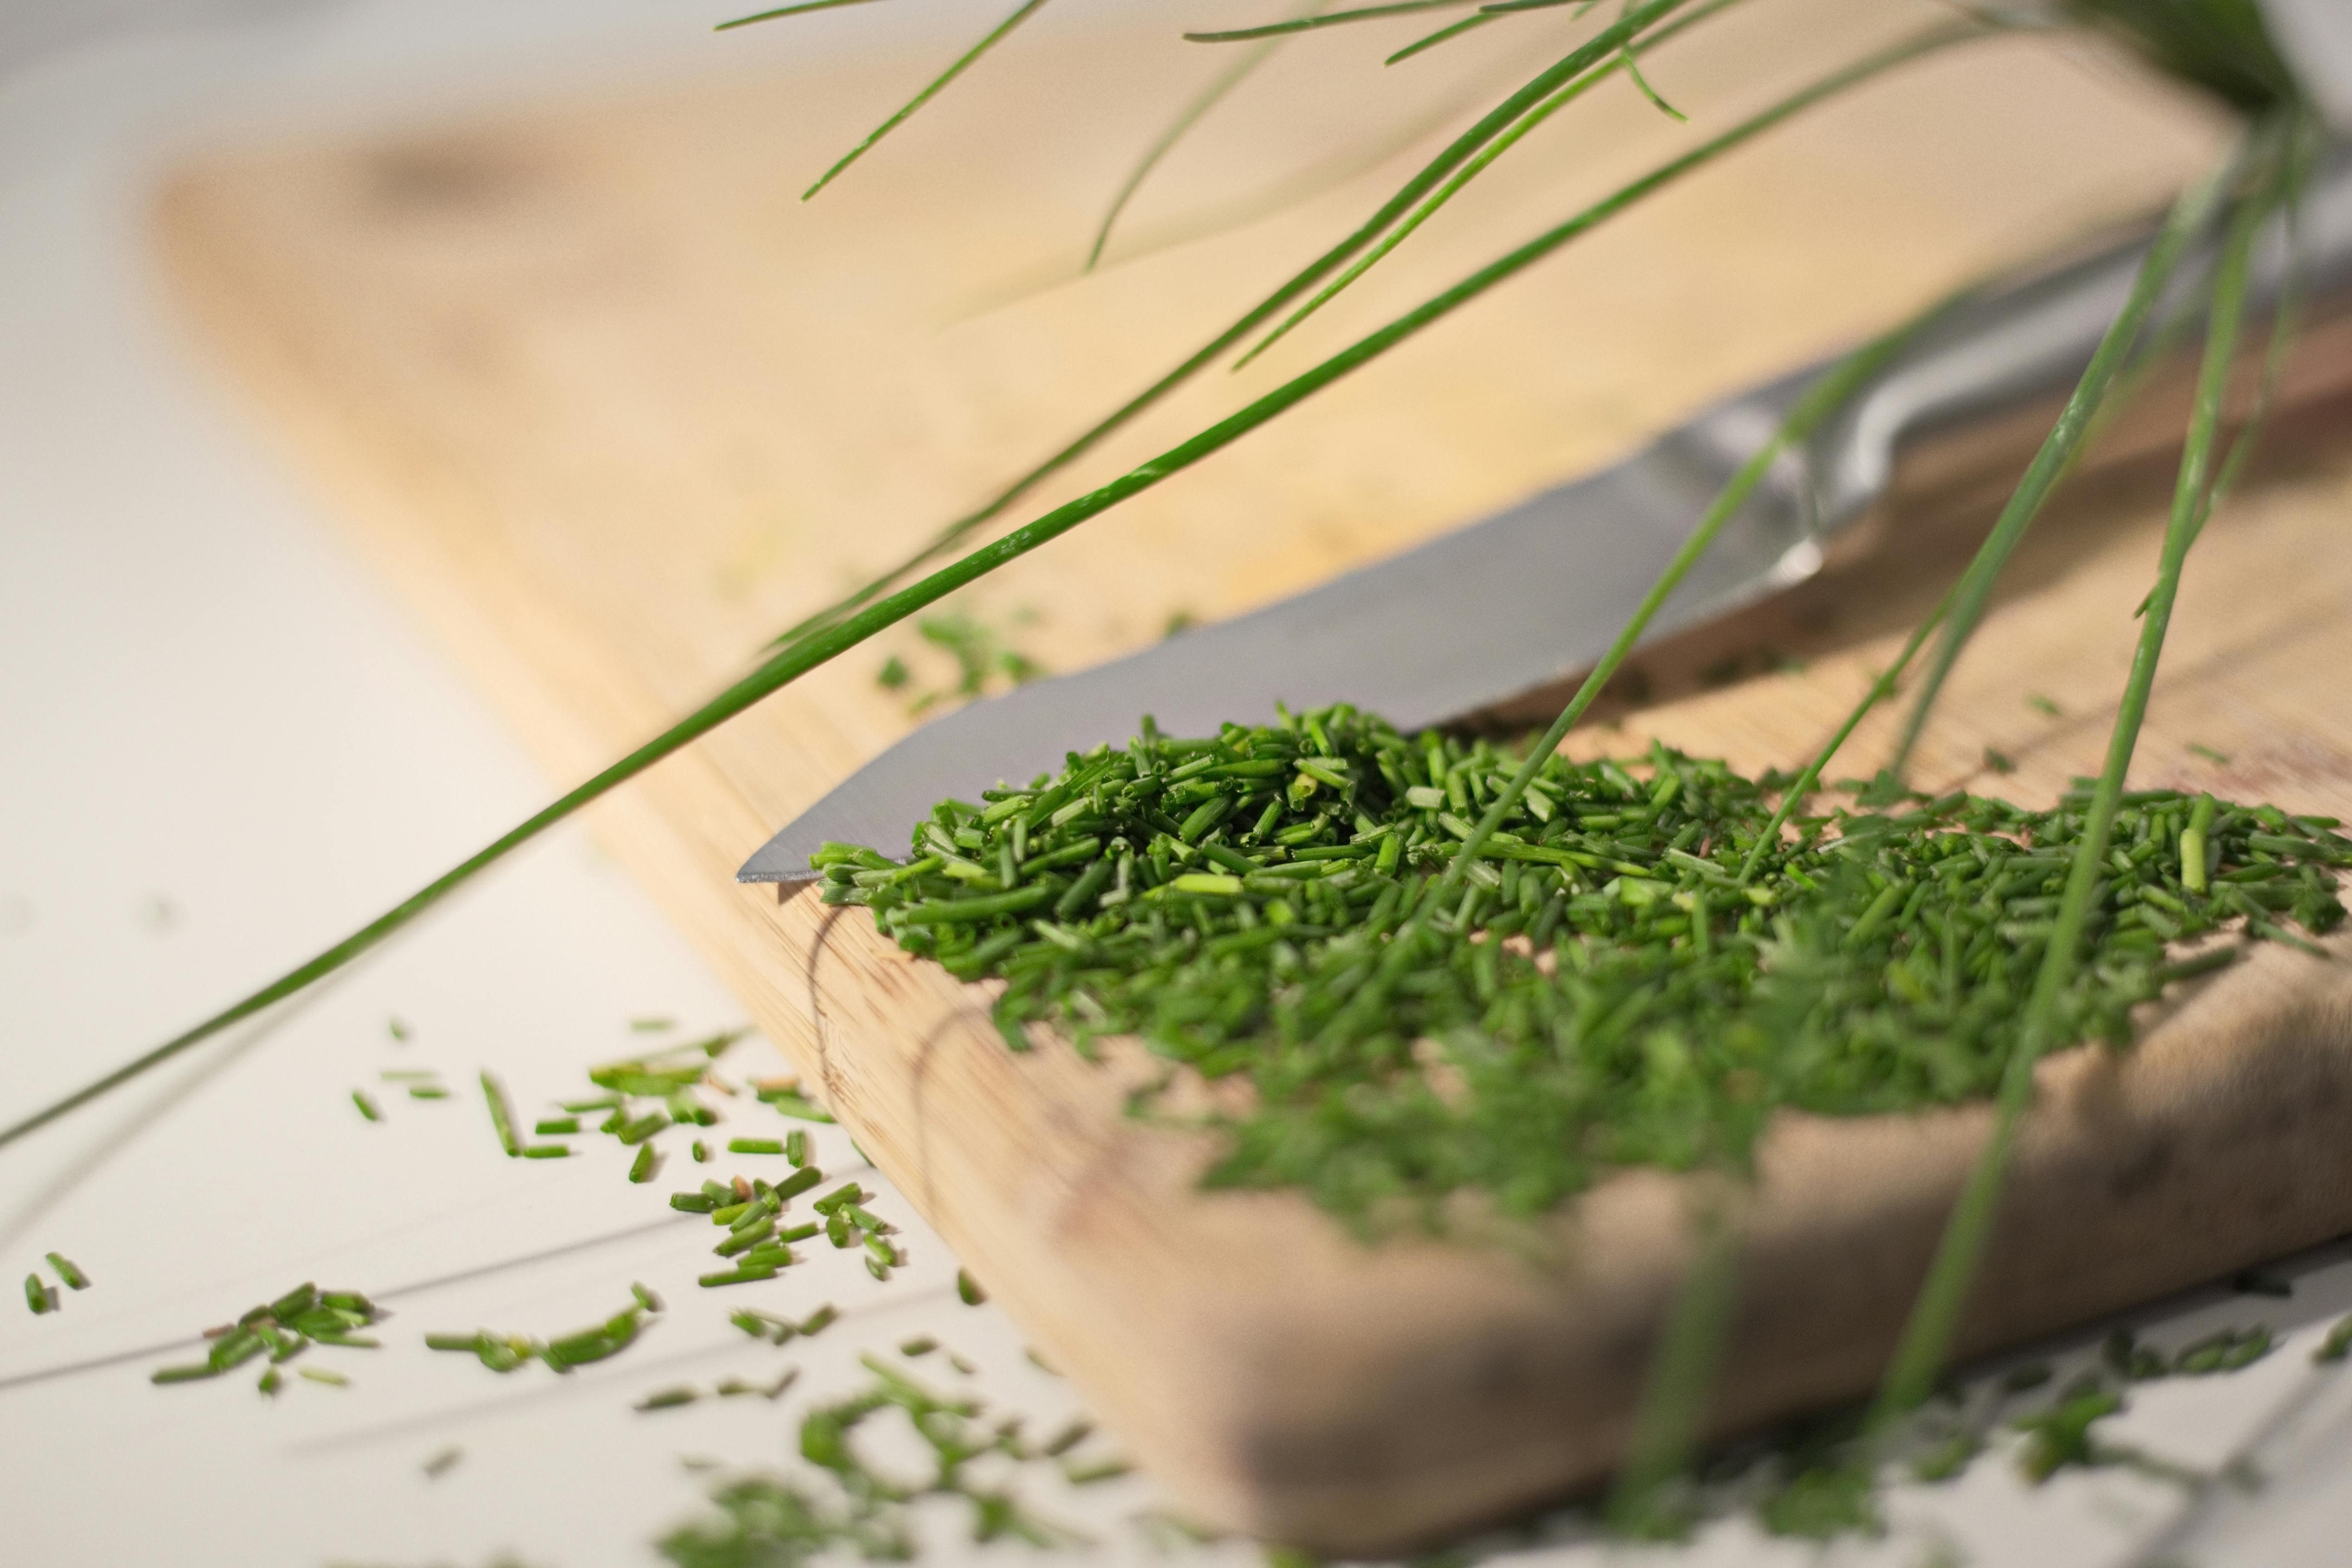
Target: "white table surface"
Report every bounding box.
[2,5,2350,1565]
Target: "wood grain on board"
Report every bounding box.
[151,3,2352,1548]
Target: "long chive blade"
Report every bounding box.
[1087,18,1299,272]
[1871,119,2295,1426]
[1387,12,1497,63]
[801,0,1052,201]
[1886,143,2243,774]
[715,0,885,30]
[1185,0,1475,44]
[761,0,1705,656]
[1241,0,1744,368]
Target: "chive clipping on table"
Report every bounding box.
[45,1253,88,1291]
[422,1445,463,1480]
[426,1289,662,1375]
[956,1268,986,1306]
[351,1090,382,1123]
[150,1283,383,1389]
[820,704,2350,1229]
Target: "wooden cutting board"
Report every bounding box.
[150,1,2352,1549]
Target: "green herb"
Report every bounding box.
[2316,1316,2352,1363]
[480,1070,522,1158]
[151,1283,382,1389]
[24,1274,53,1315]
[629,1016,676,1032]
[898,1335,937,1357]
[423,1445,464,1479]
[1981,748,2015,775]
[45,1253,89,1291]
[298,1366,349,1388]
[2191,742,2233,765]
[637,1386,699,1411]
[387,1015,410,1042]
[729,1138,786,1156]
[956,1268,986,1306]
[408,1085,450,1101]
[629,1144,658,1184]
[2026,694,2063,717]
[784,1129,809,1166]
[522,1144,570,1159]
[535,1117,578,1136]
[352,1090,382,1122]
[827,705,2345,1228]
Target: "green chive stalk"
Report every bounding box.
[1887,144,2242,774]
[1870,117,2293,1427]
[0,23,1964,1153]
[1238,0,1749,367]
[800,0,1055,201]
[1605,1197,1742,1534]
[1186,0,1476,45]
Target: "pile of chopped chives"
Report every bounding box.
[818,704,2348,1228]
[151,1282,382,1391]
[425,1283,663,1374]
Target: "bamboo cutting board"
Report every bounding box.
[152,2,2352,1549]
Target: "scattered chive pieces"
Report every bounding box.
[2316,1316,2352,1363]
[422,1445,463,1479]
[388,1015,411,1042]
[2027,693,2062,717]
[636,1385,699,1411]
[480,1071,522,1157]
[2190,742,2232,765]
[155,1284,381,1390]
[800,1305,837,1336]
[1042,1419,1091,1458]
[352,1090,382,1122]
[298,1366,350,1387]
[45,1253,88,1291]
[25,1273,52,1314]
[693,1139,710,1162]
[1981,747,2015,775]
[408,1085,450,1101]
[956,1268,985,1306]
[729,1138,786,1156]
[629,1144,658,1184]
[522,1144,570,1159]
[629,1016,676,1032]
[535,1117,579,1136]
[632,1282,664,1313]
[784,1129,809,1167]
[899,1335,937,1357]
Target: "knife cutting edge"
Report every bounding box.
[741,147,2352,886]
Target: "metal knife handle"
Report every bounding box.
[1682,146,2352,544]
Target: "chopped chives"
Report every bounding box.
[522,1144,570,1159]
[628,1144,658,1184]
[693,1139,710,1162]
[24,1273,51,1314]
[298,1366,350,1387]
[800,1305,837,1336]
[45,1253,87,1291]
[422,1445,463,1479]
[534,1117,579,1136]
[728,1138,786,1155]
[775,1166,824,1201]
[957,1268,986,1306]
[784,1129,809,1166]
[899,1335,937,1357]
[636,1385,698,1411]
[408,1085,450,1101]
[352,1090,382,1123]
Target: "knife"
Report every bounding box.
[742,145,2352,886]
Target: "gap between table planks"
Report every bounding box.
[148,5,2352,1549]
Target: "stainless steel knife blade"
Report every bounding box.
[741,147,2352,885]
